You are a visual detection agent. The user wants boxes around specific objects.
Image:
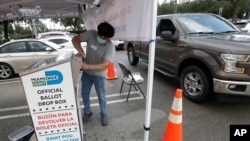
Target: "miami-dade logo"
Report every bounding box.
[31,70,63,87]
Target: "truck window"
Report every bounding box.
[157,19,176,36]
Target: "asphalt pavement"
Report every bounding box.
[2,50,250,141]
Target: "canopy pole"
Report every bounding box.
[144,0,158,141]
[79,3,86,27]
[31,19,37,38]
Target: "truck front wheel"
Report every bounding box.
[127,47,139,65]
[180,66,211,103]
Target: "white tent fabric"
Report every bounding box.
[0,0,156,41]
[83,1,158,141]
[82,2,158,141]
[82,0,155,41]
[0,0,158,140]
[0,0,88,20]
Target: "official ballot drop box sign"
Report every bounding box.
[20,54,83,141]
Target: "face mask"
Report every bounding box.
[96,36,107,44]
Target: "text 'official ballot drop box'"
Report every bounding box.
[19,53,84,141]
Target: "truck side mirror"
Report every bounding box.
[160,31,177,42]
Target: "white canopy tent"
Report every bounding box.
[0,0,158,140]
[0,0,94,20]
[82,2,158,140]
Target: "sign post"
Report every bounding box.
[20,54,83,141]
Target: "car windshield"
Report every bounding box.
[176,14,240,35]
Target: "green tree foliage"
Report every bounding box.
[52,18,84,32]
[0,19,48,41]
[158,0,250,20]
[158,2,175,15]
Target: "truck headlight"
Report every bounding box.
[220,54,249,73]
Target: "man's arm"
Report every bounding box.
[72,35,85,57]
[82,59,110,71]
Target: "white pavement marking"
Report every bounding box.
[0,105,28,112]
[0,113,30,120]
[0,91,144,120]
[0,79,20,84]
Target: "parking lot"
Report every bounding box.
[1,50,250,141]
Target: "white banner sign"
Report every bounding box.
[21,62,82,141]
[83,0,154,41]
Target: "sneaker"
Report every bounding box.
[82,112,92,123]
[101,115,109,126]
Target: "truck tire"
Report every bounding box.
[180,66,211,103]
[127,47,139,65]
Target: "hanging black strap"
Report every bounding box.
[144,124,150,131]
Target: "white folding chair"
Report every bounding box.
[118,61,146,101]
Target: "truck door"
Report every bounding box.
[155,19,179,73]
[140,41,149,62]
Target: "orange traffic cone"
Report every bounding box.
[162,89,183,141]
[105,62,118,80]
